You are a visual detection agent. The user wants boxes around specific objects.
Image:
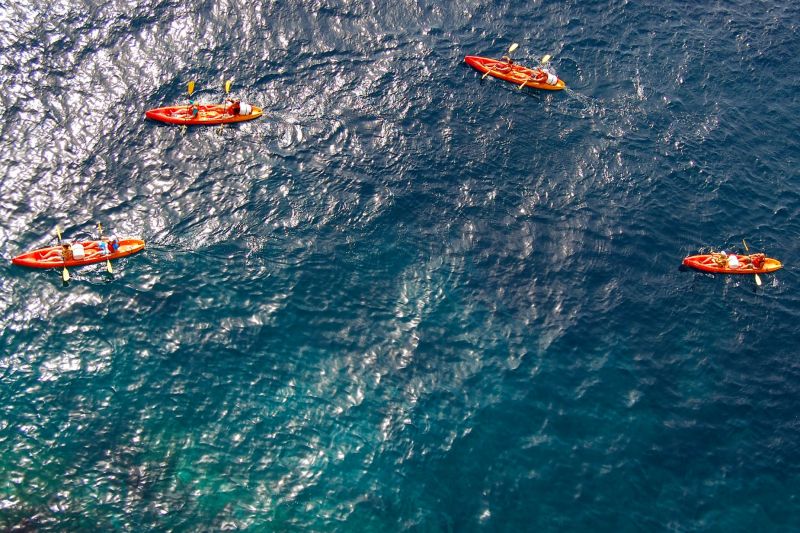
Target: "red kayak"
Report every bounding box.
[145,103,262,125]
[12,239,145,269]
[465,55,566,90]
[682,253,782,275]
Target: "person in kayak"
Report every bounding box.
[188,98,199,118]
[712,251,728,267]
[711,251,740,268]
[41,242,70,262]
[497,55,514,72]
[226,98,241,115]
[746,253,766,269]
[62,242,73,262]
[527,69,548,83]
[537,64,559,85]
[85,235,118,260]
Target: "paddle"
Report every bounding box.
[482,43,519,80]
[742,239,762,286]
[219,79,234,134]
[518,54,552,90]
[56,226,69,282]
[183,80,198,132]
[97,222,113,274]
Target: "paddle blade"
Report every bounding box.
[224,79,233,94]
[188,80,195,95]
[508,43,519,54]
[106,260,113,274]
[541,54,552,64]
[755,273,762,286]
[56,226,62,242]
[742,239,750,252]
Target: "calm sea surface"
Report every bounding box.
[1,0,799,530]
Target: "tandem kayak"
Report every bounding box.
[145,103,262,125]
[12,239,145,269]
[464,55,566,91]
[682,253,782,275]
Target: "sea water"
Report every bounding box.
[1,0,799,529]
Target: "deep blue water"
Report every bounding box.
[1,0,800,530]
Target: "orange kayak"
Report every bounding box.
[464,55,566,90]
[12,239,145,269]
[682,254,782,275]
[145,103,262,125]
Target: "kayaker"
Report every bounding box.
[497,55,514,72]
[108,235,120,253]
[99,240,109,255]
[530,69,548,83]
[727,254,741,269]
[189,98,199,118]
[226,98,241,115]
[749,253,766,269]
[540,66,559,85]
[62,242,73,262]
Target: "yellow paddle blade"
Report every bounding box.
[508,43,519,54]
[541,54,552,64]
[188,80,195,95]
[224,79,233,94]
[742,239,750,252]
[106,260,113,274]
[56,226,62,241]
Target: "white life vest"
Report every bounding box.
[239,103,252,115]
[728,255,741,268]
[546,72,558,85]
[71,243,85,260]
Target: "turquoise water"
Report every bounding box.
[1,0,800,530]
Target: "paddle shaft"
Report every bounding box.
[98,222,113,273]
[56,226,69,282]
